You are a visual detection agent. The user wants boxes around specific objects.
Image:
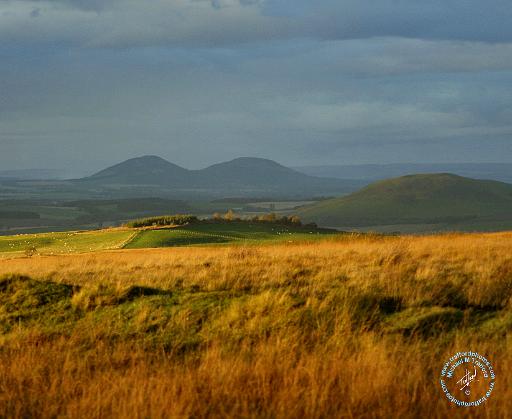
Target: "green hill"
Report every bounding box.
[297,173,512,228]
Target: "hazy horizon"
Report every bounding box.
[2,1,512,171]
[1,155,512,184]
[2,155,512,180]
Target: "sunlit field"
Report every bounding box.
[0,229,135,256]
[0,221,334,257]
[1,232,511,418]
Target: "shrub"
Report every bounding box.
[249,213,302,226]
[223,209,238,221]
[24,246,38,258]
[288,215,302,225]
[259,213,277,222]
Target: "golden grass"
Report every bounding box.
[1,232,511,418]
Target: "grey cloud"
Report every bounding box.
[0,0,285,48]
[25,0,116,12]
[1,40,511,170]
[2,0,512,49]
[1,0,512,170]
[263,0,512,43]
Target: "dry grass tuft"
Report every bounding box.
[1,232,512,417]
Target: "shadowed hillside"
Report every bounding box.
[297,173,512,229]
[83,155,190,186]
[75,155,360,197]
[193,157,351,192]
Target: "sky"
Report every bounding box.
[1,0,512,173]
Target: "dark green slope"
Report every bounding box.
[297,174,512,227]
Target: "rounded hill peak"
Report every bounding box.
[133,155,169,162]
[221,157,287,167]
[297,173,512,228]
[200,157,300,178]
[87,155,188,184]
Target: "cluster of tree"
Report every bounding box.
[211,210,303,226]
[126,211,311,229]
[251,213,302,226]
[126,215,199,228]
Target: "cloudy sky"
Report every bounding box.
[1,0,512,173]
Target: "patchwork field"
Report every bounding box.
[0,231,511,417]
[0,222,336,257]
[125,222,334,248]
[0,229,135,256]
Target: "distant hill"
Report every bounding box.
[193,157,354,193]
[296,174,512,229]
[85,155,190,186]
[76,155,360,198]
[294,163,512,184]
[197,157,305,186]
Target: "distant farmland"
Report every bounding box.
[0,229,135,256]
[125,222,335,248]
[0,221,337,256]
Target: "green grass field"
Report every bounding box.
[0,229,135,255]
[125,222,335,248]
[0,222,337,255]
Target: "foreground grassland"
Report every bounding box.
[0,233,511,417]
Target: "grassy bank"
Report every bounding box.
[0,233,511,417]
